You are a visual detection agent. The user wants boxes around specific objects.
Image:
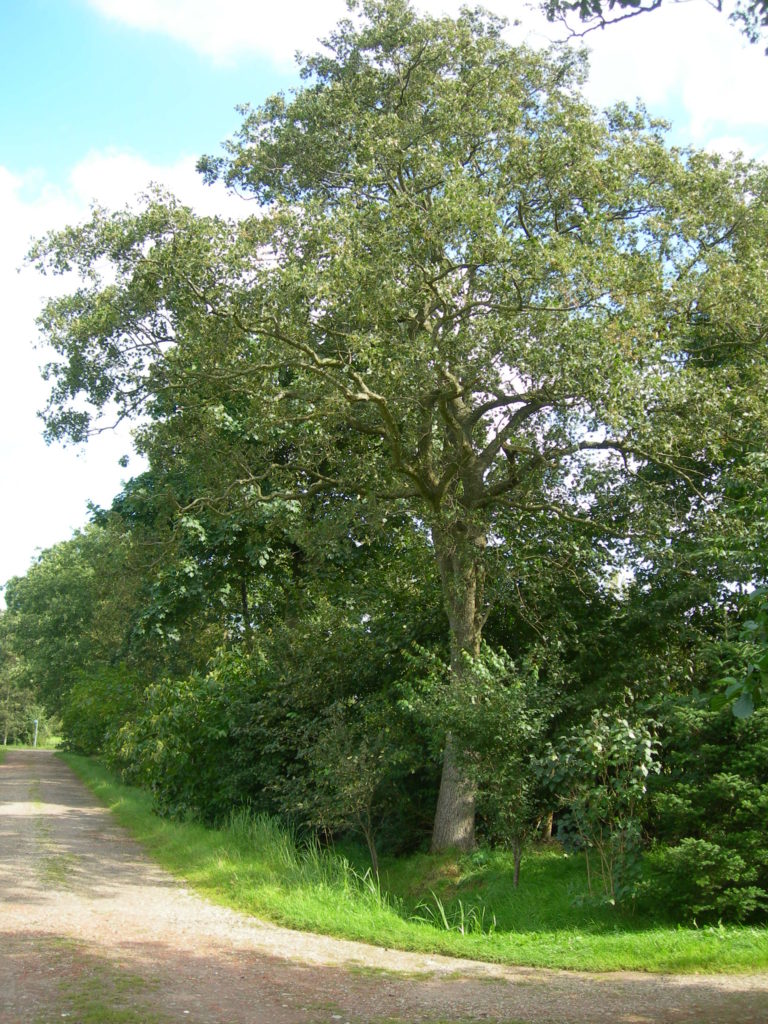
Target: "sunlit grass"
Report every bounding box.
[60,753,768,974]
[3,736,62,750]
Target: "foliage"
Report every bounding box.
[299,695,420,876]
[542,0,768,51]
[2,525,143,712]
[61,664,144,756]
[110,651,261,820]
[652,840,768,923]
[646,703,768,922]
[400,643,556,880]
[536,708,660,903]
[711,589,768,718]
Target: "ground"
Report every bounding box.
[1,750,767,1024]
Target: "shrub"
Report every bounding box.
[651,839,768,923]
[646,703,768,922]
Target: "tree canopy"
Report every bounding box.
[29,0,768,848]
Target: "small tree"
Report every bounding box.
[301,697,413,878]
[537,709,659,903]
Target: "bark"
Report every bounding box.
[542,811,554,842]
[512,840,522,888]
[240,575,253,652]
[430,522,488,853]
[431,731,477,852]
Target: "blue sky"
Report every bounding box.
[2,0,768,593]
[0,0,297,184]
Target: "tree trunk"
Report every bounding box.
[431,731,477,852]
[430,523,487,852]
[362,824,380,883]
[542,811,554,842]
[240,574,253,652]
[512,839,522,888]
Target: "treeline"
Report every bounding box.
[2,472,767,921]
[3,0,768,923]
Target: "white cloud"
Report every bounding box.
[705,135,765,160]
[66,149,247,216]
[0,152,247,591]
[86,0,349,65]
[85,0,768,158]
[556,2,768,157]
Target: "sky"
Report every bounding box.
[1,0,767,594]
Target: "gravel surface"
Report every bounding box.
[2,749,767,1024]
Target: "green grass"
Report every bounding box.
[60,753,768,975]
[3,735,62,750]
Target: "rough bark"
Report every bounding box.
[431,731,477,852]
[430,523,487,852]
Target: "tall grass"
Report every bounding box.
[224,808,388,906]
[59,753,768,974]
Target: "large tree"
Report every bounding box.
[30,0,768,849]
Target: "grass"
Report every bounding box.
[31,937,167,1024]
[3,735,63,750]
[60,753,768,975]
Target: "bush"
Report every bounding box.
[536,709,659,904]
[110,662,257,820]
[646,704,768,922]
[651,839,768,923]
[61,664,141,754]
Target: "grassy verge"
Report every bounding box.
[2,737,62,750]
[60,753,768,975]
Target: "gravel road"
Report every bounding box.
[2,749,767,1024]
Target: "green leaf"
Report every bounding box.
[732,692,755,719]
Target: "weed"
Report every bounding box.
[411,891,497,935]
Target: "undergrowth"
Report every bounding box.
[60,753,768,974]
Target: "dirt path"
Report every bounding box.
[1,751,767,1024]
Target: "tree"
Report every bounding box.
[2,526,138,711]
[537,709,660,903]
[30,0,768,849]
[542,0,768,51]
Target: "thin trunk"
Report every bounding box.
[240,575,253,651]
[512,839,522,888]
[542,811,554,842]
[431,522,487,853]
[363,826,380,882]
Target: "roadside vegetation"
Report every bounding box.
[63,753,768,974]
